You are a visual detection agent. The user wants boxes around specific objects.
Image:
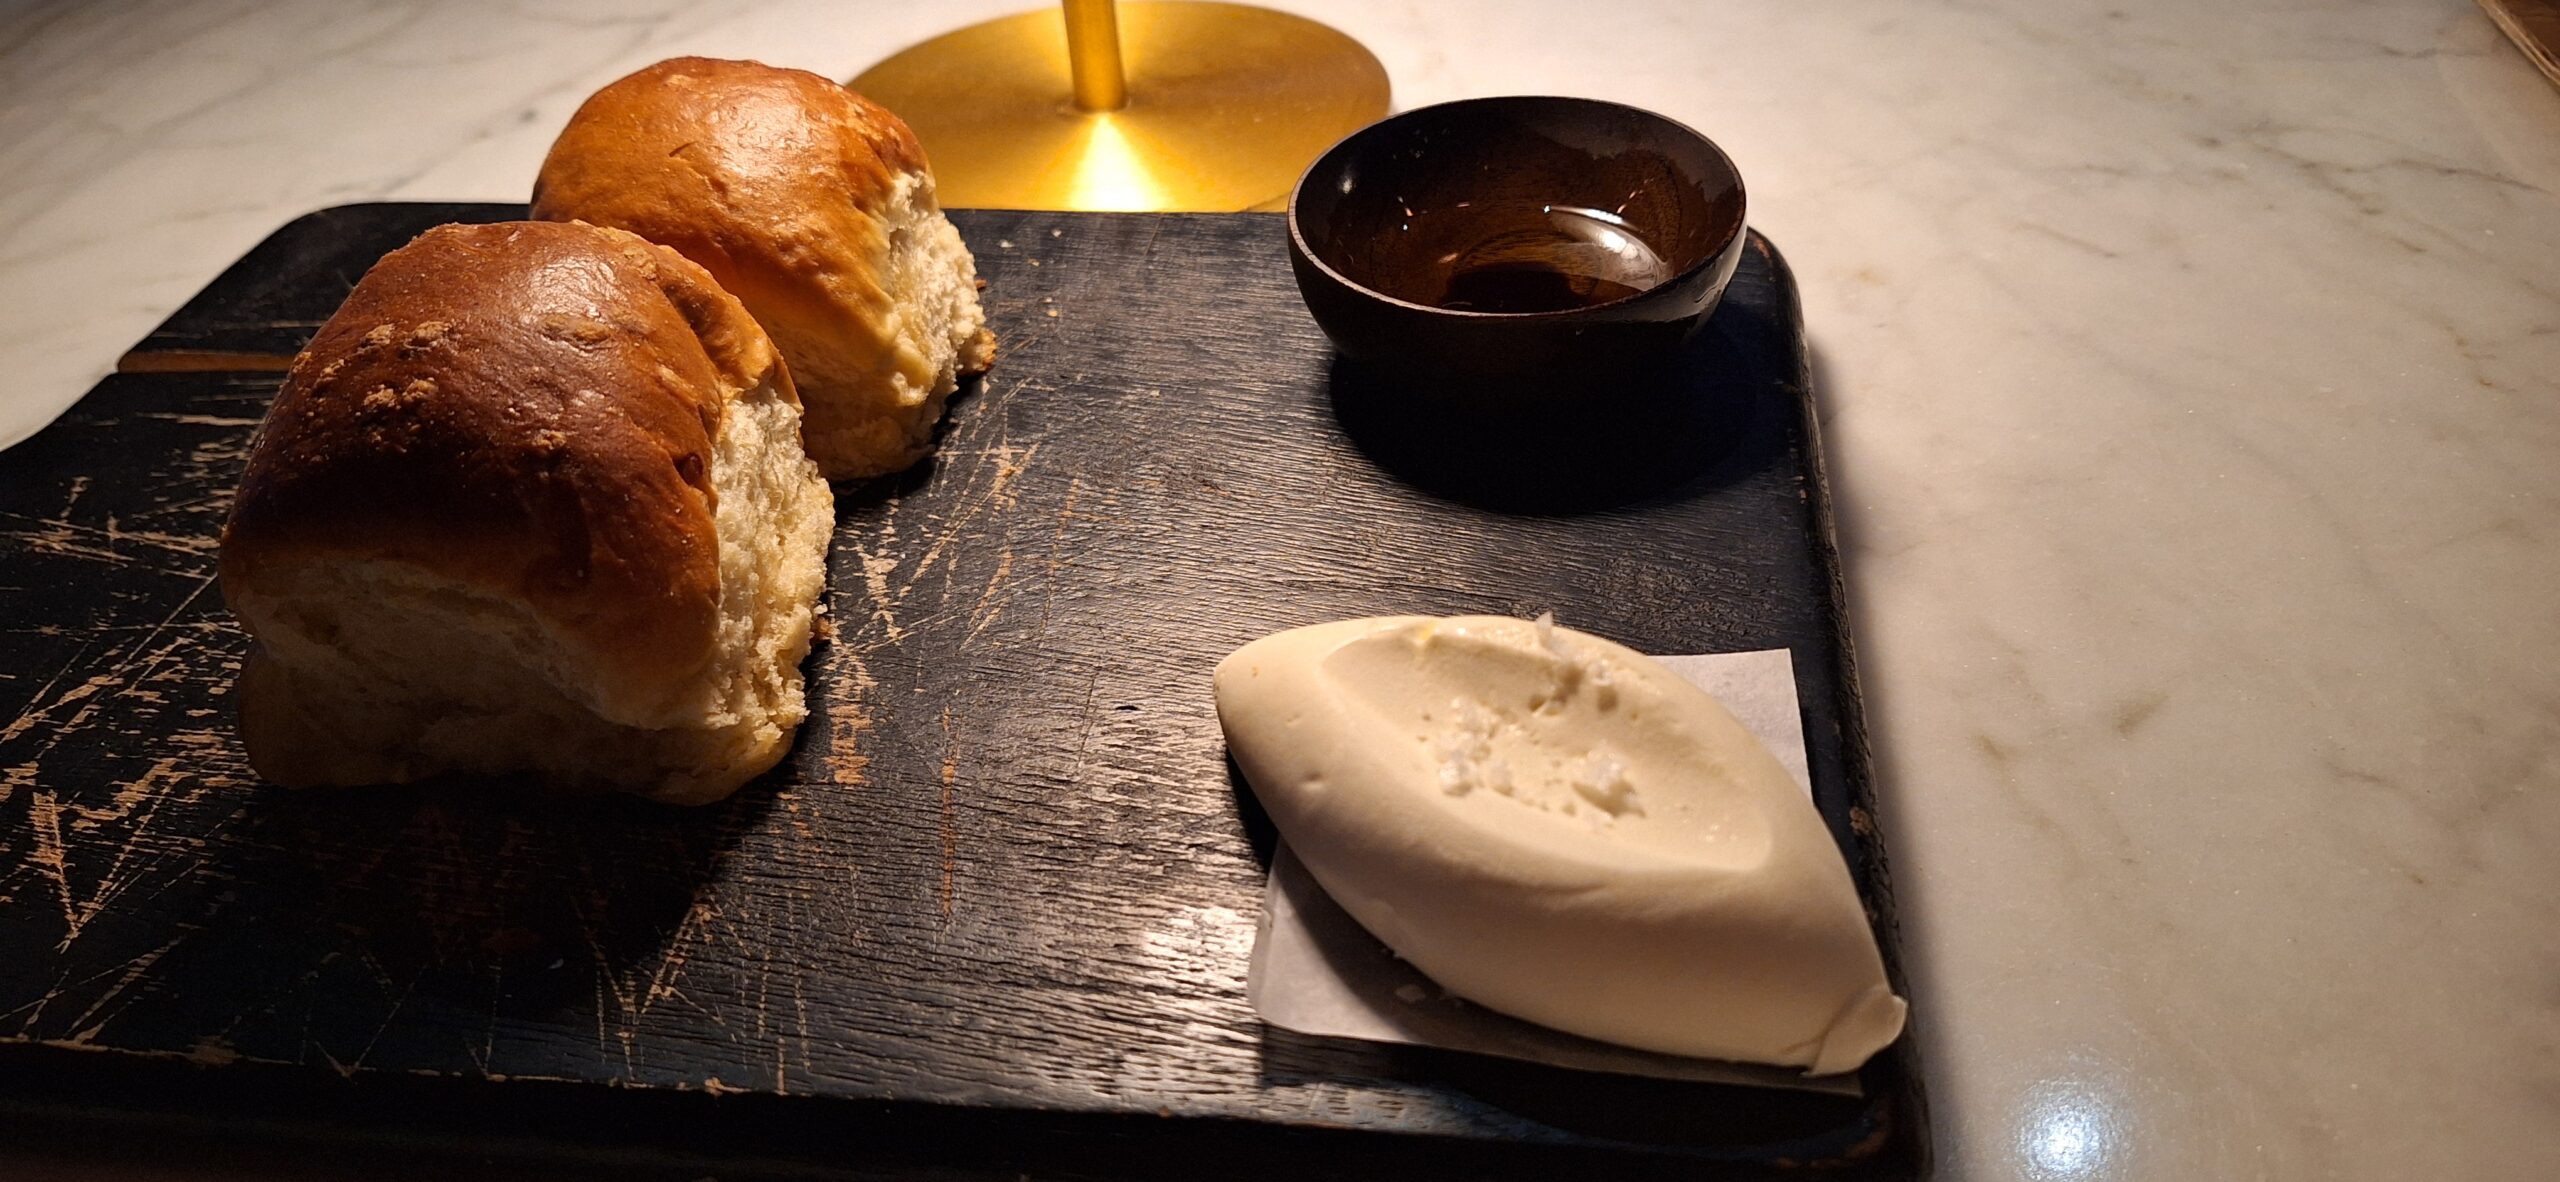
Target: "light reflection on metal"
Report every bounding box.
[1064,115,1164,211]
[849,2,1390,213]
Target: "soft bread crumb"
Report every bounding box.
[786,173,991,479]
[235,375,830,803]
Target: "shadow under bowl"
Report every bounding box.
[1288,96,1748,404]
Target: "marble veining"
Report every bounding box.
[2,1,2557,1178]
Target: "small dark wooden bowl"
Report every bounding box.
[1288,96,1747,400]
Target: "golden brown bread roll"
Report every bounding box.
[220,220,834,804]
[531,56,995,481]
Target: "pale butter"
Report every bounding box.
[1214,615,1907,1074]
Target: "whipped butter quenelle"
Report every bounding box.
[1212,615,1906,1075]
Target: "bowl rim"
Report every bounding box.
[1286,95,1749,321]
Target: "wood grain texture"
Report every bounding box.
[0,206,1926,1179]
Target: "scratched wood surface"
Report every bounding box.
[0,206,1926,1180]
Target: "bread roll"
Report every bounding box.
[531,56,995,481]
[220,220,834,804]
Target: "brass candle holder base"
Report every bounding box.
[851,2,1390,212]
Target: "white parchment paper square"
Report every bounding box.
[1243,647,1861,1096]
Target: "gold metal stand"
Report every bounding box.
[850,1,1390,212]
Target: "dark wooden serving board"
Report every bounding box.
[0,205,1926,1180]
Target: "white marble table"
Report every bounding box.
[4,1,2556,1178]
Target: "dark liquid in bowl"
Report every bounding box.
[1424,204,1674,313]
[1438,263,1650,313]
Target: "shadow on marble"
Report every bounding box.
[1802,333,1963,1169]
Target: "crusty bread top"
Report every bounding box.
[530,59,947,477]
[220,220,794,702]
[534,57,928,222]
